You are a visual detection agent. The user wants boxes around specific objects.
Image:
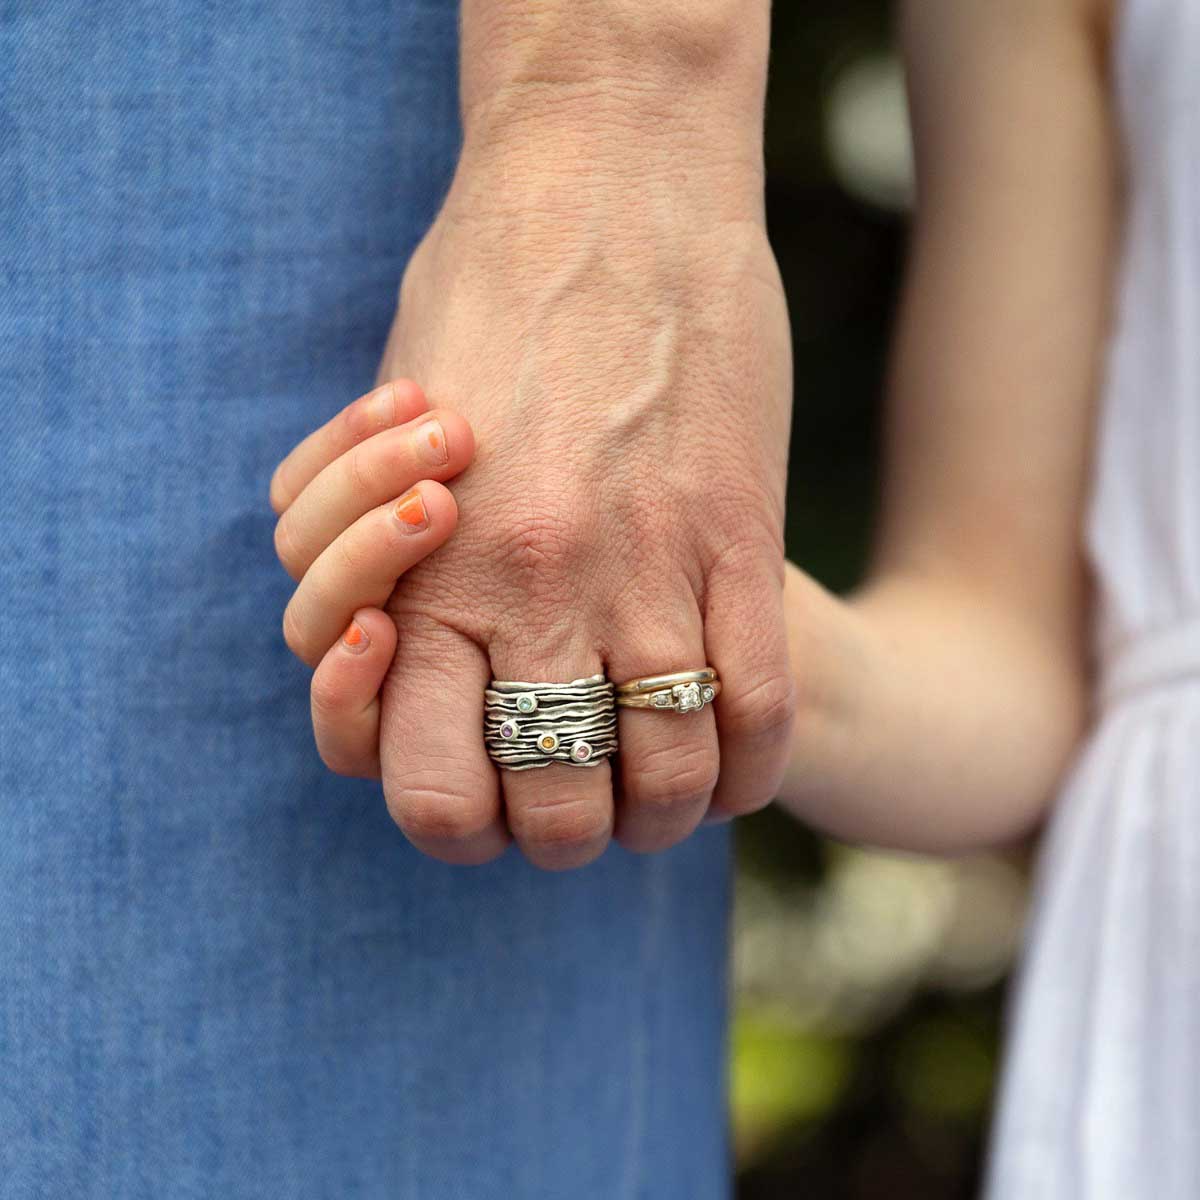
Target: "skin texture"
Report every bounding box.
[372,0,795,868]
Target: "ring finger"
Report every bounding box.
[609,601,719,853]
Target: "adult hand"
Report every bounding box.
[378,0,795,868]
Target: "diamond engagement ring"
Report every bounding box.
[485,673,618,771]
[614,668,720,713]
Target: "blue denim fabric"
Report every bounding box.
[0,4,732,1196]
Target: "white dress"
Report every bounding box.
[985,2,1200,1195]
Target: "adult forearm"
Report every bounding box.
[461,0,771,115]
[456,0,772,224]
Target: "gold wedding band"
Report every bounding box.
[615,668,720,713]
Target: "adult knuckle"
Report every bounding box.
[387,774,495,842]
[705,530,784,594]
[627,746,719,813]
[512,796,611,856]
[493,504,597,610]
[721,670,798,741]
[612,524,695,604]
[500,509,582,570]
[701,484,785,571]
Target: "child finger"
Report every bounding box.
[281,479,457,669]
[310,608,398,778]
[269,379,429,515]
[273,409,475,582]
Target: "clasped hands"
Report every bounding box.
[270,198,797,871]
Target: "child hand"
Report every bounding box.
[270,379,475,777]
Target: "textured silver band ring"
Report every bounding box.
[485,673,617,771]
[615,668,720,714]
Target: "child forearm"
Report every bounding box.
[775,0,1117,852]
[777,563,1089,852]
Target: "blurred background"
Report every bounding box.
[732,3,1034,1195]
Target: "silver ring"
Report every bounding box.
[485,673,617,771]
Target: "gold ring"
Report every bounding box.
[615,668,720,713]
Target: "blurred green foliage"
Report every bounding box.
[732,3,1012,1196]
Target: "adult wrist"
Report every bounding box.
[456,0,771,225]
[460,0,771,122]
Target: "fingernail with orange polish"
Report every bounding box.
[415,419,448,467]
[394,488,429,533]
[342,621,369,654]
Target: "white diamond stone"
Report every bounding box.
[701,685,715,704]
[651,691,673,708]
[674,683,703,712]
[516,694,538,714]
